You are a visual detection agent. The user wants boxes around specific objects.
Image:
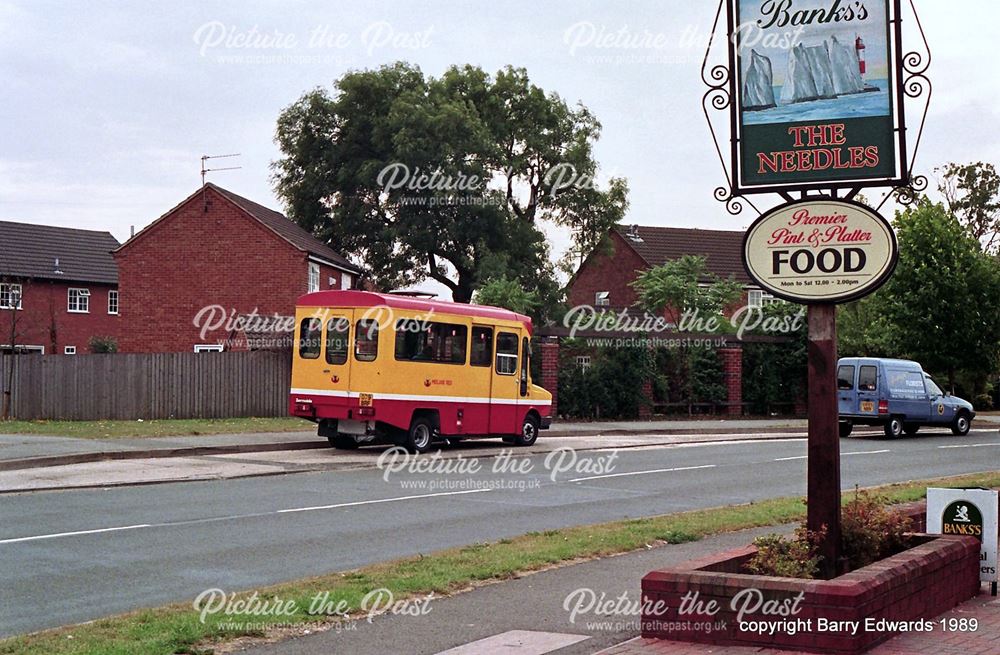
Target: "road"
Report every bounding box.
[1,428,997,637]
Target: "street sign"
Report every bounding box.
[742,198,897,304]
[927,488,999,591]
[728,0,907,193]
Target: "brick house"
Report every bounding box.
[568,224,781,316]
[0,220,121,355]
[113,183,362,353]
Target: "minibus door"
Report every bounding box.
[321,311,354,396]
[489,329,521,435]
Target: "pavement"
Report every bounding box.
[225,521,1000,655]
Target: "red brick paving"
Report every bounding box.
[598,590,1000,655]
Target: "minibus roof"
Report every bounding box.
[297,290,533,332]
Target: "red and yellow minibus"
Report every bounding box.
[289,291,553,452]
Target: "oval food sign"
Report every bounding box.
[742,199,898,304]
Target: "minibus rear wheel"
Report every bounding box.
[514,414,540,446]
[405,417,435,454]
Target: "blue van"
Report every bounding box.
[837,358,976,438]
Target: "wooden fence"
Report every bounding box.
[0,351,292,420]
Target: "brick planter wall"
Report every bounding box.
[642,504,982,655]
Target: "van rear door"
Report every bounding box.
[856,363,880,418]
[837,363,857,415]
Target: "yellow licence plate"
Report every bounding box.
[860,401,874,413]
[359,393,373,407]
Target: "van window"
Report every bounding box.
[394,320,467,364]
[299,318,322,359]
[326,317,349,365]
[858,365,878,391]
[470,327,493,367]
[887,369,926,398]
[837,365,855,390]
[355,320,379,362]
[926,377,944,397]
[496,332,518,375]
[521,336,529,382]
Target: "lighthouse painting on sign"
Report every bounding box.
[731,0,900,187]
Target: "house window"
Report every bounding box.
[194,344,224,353]
[341,272,353,290]
[64,346,77,355]
[748,290,781,308]
[595,291,610,307]
[0,283,22,309]
[308,262,320,292]
[108,290,119,315]
[68,288,90,313]
[576,355,592,372]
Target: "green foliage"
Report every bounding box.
[557,342,655,419]
[741,304,807,414]
[841,201,1000,391]
[272,63,628,302]
[88,336,118,354]
[746,525,824,579]
[653,345,726,406]
[841,489,913,570]
[474,276,540,315]
[631,255,743,325]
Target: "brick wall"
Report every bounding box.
[1,280,120,354]
[114,186,339,353]
[719,347,743,416]
[568,231,648,310]
[539,340,559,417]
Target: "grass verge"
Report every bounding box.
[2,470,998,655]
[0,417,312,439]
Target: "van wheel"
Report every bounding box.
[329,434,359,450]
[839,421,853,438]
[903,424,920,436]
[884,417,903,439]
[514,414,539,447]
[405,417,435,454]
[951,412,971,436]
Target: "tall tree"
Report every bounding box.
[937,161,1000,254]
[631,255,743,327]
[272,63,628,302]
[867,200,1000,390]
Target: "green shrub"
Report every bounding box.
[746,525,824,579]
[841,489,913,570]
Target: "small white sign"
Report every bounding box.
[927,488,998,584]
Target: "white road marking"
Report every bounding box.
[0,524,151,545]
[277,488,492,514]
[938,443,1000,449]
[775,449,889,462]
[568,464,717,483]
[433,630,589,655]
[0,489,494,545]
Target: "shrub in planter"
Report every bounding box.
[841,489,913,570]
[745,491,913,579]
[746,525,824,579]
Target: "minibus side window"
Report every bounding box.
[858,365,878,391]
[394,320,467,364]
[355,320,379,362]
[496,332,518,375]
[837,365,855,390]
[470,327,493,367]
[326,317,349,365]
[299,318,322,360]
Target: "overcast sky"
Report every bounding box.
[2,1,997,295]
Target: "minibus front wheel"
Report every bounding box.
[514,414,540,447]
